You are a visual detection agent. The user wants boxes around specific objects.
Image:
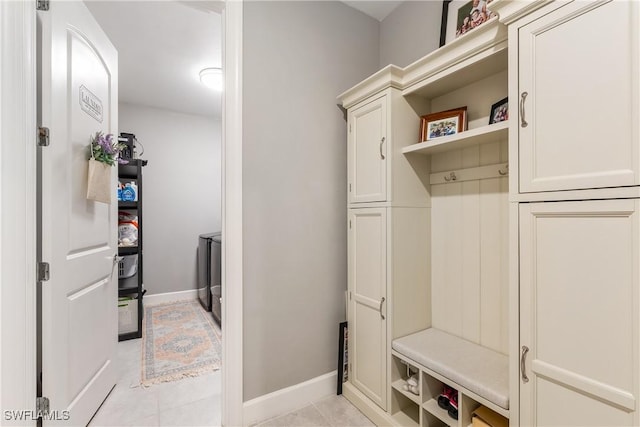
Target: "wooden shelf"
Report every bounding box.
[390,406,419,427]
[423,399,456,427]
[402,121,508,156]
[338,19,508,109]
[403,36,508,99]
[391,379,421,405]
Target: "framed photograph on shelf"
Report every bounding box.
[440,0,497,47]
[489,97,508,124]
[420,107,467,142]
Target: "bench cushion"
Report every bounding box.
[392,328,509,410]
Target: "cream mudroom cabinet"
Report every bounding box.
[347,85,430,207]
[515,0,640,194]
[344,81,431,414]
[349,95,387,203]
[340,1,640,426]
[510,1,640,426]
[348,208,388,409]
[519,199,640,426]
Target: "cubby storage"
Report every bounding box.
[390,350,507,427]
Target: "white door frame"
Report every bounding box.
[221,1,244,425]
[0,1,244,425]
[0,1,38,424]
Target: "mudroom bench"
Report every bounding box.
[390,328,509,427]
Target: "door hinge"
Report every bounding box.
[36,396,50,413]
[38,262,50,281]
[349,291,352,300]
[349,220,352,229]
[349,183,352,192]
[349,124,352,133]
[38,127,50,146]
[36,0,49,11]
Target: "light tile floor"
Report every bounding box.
[254,396,375,427]
[90,336,373,427]
[89,338,222,427]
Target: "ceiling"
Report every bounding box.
[343,1,403,21]
[85,1,222,118]
[84,1,401,119]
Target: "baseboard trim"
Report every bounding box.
[342,382,395,427]
[243,371,337,425]
[144,289,198,306]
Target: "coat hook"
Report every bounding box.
[499,164,509,176]
[444,171,457,182]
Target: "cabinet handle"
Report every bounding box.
[521,345,530,383]
[379,297,385,320]
[520,92,528,128]
[379,137,386,160]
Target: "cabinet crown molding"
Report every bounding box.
[337,19,507,108]
[488,0,553,25]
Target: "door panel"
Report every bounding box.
[519,200,639,426]
[68,29,113,250]
[518,1,640,193]
[535,377,633,427]
[39,2,118,425]
[349,96,387,203]
[348,208,387,410]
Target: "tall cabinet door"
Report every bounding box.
[348,95,388,203]
[519,200,640,426]
[518,1,640,193]
[348,208,387,410]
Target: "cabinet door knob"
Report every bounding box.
[521,345,530,383]
[379,137,386,160]
[379,296,386,320]
[520,92,529,128]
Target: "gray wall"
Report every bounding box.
[379,1,443,68]
[242,1,380,401]
[119,103,221,296]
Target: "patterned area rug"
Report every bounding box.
[141,300,221,386]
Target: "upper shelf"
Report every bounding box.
[338,19,508,109]
[402,121,508,156]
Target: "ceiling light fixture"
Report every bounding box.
[199,67,223,91]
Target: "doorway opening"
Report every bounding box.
[84,2,224,425]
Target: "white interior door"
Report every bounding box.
[39,2,118,425]
[519,200,640,426]
[348,208,387,410]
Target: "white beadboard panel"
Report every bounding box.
[390,207,431,340]
[461,180,481,343]
[430,182,463,337]
[479,177,509,354]
[430,143,509,354]
[499,177,509,354]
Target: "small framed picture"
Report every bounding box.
[420,107,467,142]
[489,97,508,124]
[337,321,348,394]
[440,0,497,47]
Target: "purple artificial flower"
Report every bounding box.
[117,157,129,165]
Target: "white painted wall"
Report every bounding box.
[119,103,221,296]
[242,1,380,401]
[379,0,443,68]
